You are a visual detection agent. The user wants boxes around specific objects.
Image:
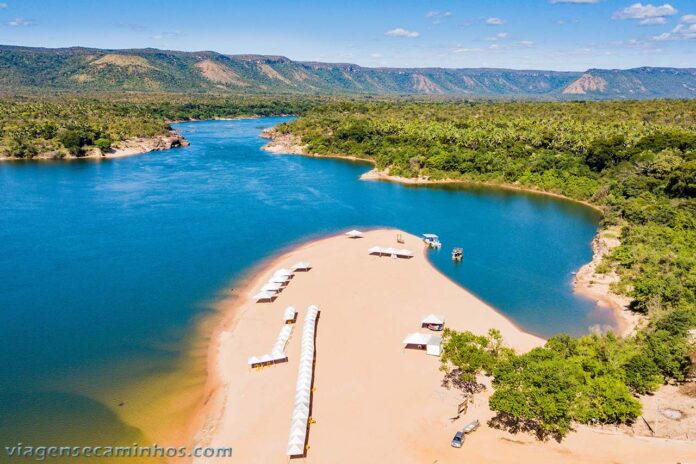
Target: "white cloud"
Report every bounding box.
[653,22,696,40]
[426,11,438,18]
[549,0,598,3]
[517,40,535,47]
[7,17,34,26]
[680,14,696,24]
[0,3,8,9]
[452,47,483,53]
[385,28,419,38]
[485,32,510,41]
[486,17,504,25]
[639,16,667,24]
[612,3,678,25]
[369,53,383,58]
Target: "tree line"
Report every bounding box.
[279,99,696,439]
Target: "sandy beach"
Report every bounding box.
[192,229,694,463]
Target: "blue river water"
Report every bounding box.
[0,117,611,453]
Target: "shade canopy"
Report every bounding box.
[274,268,294,277]
[253,291,276,301]
[292,261,312,271]
[284,306,297,321]
[269,275,290,283]
[403,332,432,345]
[395,249,414,257]
[262,282,283,292]
[368,246,383,254]
[346,229,364,238]
[421,314,445,325]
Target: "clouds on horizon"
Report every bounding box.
[612,3,678,25]
[385,27,420,38]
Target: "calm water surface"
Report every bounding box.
[0,118,611,453]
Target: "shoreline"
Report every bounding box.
[261,127,637,336]
[0,131,189,162]
[190,229,694,463]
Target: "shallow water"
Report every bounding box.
[0,117,610,455]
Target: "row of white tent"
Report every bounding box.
[248,323,294,367]
[286,304,320,456]
[368,246,414,258]
[253,262,312,302]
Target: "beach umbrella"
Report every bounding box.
[346,229,364,238]
[268,274,290,284]
[368,246,383,255]
[286,443,304,456]
[253,291,275,302]
[292,261,312,271]
[261,282,283,292]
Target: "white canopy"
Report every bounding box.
[403,332,432,345]
[284,306,297,321]
[269,274,290,283]
[383,247,399,255]
[253,291,276,302]
[395,249,414,257]
[262,282,283,292]
[368,246,383,254]
[421,314,445,325]
[292,261,312,271]
[274,268,294,277]
[346,229,364,238]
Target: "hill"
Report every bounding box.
[1,45,695,99]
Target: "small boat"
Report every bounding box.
[452,248,463,261]
[422,233,442,248]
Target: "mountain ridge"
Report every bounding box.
[1,44,695,99]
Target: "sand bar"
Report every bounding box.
[193,229,694,463]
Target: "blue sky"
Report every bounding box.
[0,0,694,70]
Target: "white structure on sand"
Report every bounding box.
[248,324,294,367]
[402,332,443,356]
[346,229,364,238]
[286,304,321,456]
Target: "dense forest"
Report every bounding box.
[0,95,317,158]
[279,100,696,438]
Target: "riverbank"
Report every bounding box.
[192,229,694,463]
[261,127,638,336]
[0,131,188,161]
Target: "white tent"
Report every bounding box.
[426,335,443,356]
[269,274,290,284]
[253,291,276,302]
[368,246,383,255]
[421,314,445,325]
[274,268,294,277]
[403,333,442,356]
[383,247,399,256]
[395,249,414,257]
[292,261,312,271]
[286,304,321,456]
[403,332,432,346]
[346,229,364,238]
[284,306,297,323]
[261,282,284,292]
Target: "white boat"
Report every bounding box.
[422,233,442,248]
